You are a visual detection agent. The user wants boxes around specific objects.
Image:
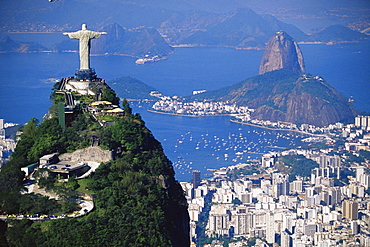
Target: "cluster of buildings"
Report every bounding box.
[181,117,370,247]
[233,116,298,132]
[0,119,17,167]
[233,117,349,137]
[151,96,252,116]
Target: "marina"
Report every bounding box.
[131,101,309,181]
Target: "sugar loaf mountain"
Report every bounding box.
[191,31,359,127]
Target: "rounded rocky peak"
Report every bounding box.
[259,31,305,75]
[274,31,294,42]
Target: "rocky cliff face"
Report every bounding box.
[259,31,305,75]
[59,146,112,163]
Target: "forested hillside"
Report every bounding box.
[0,84,189,246]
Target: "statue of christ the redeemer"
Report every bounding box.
[63,24,106,70]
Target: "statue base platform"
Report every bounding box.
[75,68,97,80]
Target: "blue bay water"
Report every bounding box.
[0,39,369,181]
[130,101,308,181]
[300,42,370,112]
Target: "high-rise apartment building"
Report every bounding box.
[192,170,201,189]
[0,119,4,140]
[208,213,229,236]
[234,213,253,236]
[355,115,370,128]
[342,200,358,220]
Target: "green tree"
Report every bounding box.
[232,198,242,205]
[0,165,24,213]
[122,98,132,115]
[359,150,370,160]
[280,155,319,181]
[101,87,120,105]
[28,134,59,161]
[67,177,79,190]
[5,219,35,247]
[10,118,38,164]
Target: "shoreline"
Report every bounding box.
[172,44,264,50]
[148,109,328,137]
[230,119,327,137]
[126,99,156,102]
[147,109,233,118]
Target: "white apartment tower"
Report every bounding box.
[281,231,291,247]
[234,213,253,236]
[208,214,229,236]
[357,166,365,182]
[0,119,4,140]
[266,212,275,244]
[355,115,370,128]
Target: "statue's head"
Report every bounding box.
[82,24,87,30]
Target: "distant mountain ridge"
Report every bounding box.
[190,69,359,126]
[1,0,368,34]
[1,0,367,53]
[109,77,160,100]
[305,25,368,44]
[0,36,48,53]
[161,8,308,49]
[160,8,367,48]
[92,24,174,58]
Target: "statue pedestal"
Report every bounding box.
[75,68,97,80]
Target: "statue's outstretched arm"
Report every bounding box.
[63,32,80,39]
